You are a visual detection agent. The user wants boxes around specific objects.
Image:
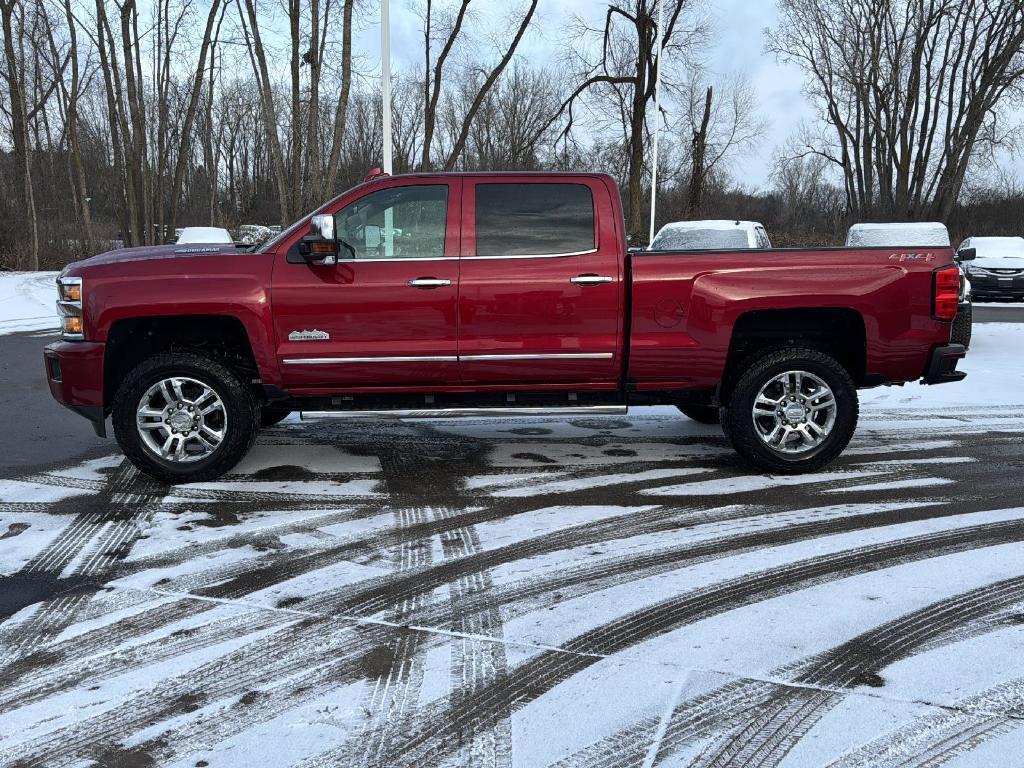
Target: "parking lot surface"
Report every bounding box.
[3,320,1024,767]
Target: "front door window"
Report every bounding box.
[336,185,448,260]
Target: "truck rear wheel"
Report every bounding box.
[722,348,858,474]
[111,352,259,483]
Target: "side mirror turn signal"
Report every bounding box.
[299,215,339,265]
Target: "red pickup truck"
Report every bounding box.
[45,172,966,482]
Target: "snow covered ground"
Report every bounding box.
[2,273,1024,766]
[0,271,59,336]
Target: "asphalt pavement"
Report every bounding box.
[0,332,109,476]
[972,301,1024,323]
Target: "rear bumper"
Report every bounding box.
[921,343,967,385]
[44,341,107,436]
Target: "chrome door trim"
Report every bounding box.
[322,248,597,264]
[283,355,458,365]
[301,405,628,421]
[459,352,614,361]
[407,278,452,287]
[464,247,598,261]
[570,275,614,285]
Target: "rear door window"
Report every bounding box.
[474,183,595,257]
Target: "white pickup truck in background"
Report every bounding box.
[650,219,772,250]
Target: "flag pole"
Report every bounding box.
[381,0,393,175]
[648,0,664,246]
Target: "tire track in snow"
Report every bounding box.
[0,460,162,665]
[572,574,1024,768]
[823,677,1024,768]
[4,416,1016,765]
[338,517,1024,768]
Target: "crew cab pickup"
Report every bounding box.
[45,172,966,482]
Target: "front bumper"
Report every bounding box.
[44,341,107,436]
[921,343,967,385]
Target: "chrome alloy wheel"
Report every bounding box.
[751,370,837,455]
[136,377,227,463]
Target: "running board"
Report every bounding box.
[300,405,628,421]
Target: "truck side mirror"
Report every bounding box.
[956,247,976,262]
[299,215,341,265]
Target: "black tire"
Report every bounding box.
[676,404,721,424]
[951,302,972,349]
[721,348,858,475]
[112,352,259,483]
[260,405,293,428]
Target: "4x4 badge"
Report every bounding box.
[888,252,934,262]
[289,329,330,341]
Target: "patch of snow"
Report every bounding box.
[861,323,1024,409]
[0,271,59,336]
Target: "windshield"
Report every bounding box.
[651,228,751,250]
[846,224,949,247]
[969,238,1024,259]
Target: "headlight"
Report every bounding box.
[57,276,84,340]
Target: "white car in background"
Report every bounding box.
[649,220,772,250]
[956,236,1024,303]
[846,221,972,348]
[175,226,234,245]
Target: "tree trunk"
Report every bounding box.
[1,0,39,269]
[239,0,291,225]
[687,86,712,218]
[324,0,355,195]
[167,0,223,237]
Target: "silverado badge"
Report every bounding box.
[289,329,330,341]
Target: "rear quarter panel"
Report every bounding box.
[628,247,954,389]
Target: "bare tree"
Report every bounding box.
[684,74,764,216]
[545,1,705,241]
[442,62,560,170]
[167,0,225,237]
[417,0,539,170]
[0,0,65,267]
[768,0,1024,220]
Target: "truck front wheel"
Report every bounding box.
[111,352,259,483]
[722,348,858,474]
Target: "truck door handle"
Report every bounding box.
[408,278,451,288]
[570,274,613,286]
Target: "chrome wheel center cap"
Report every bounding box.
[168,410,193,433]
[784,403,807,422]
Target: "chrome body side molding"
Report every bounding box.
[283,352,613,365]
[300,405,628,421]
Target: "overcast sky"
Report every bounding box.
[350,0,1021,190]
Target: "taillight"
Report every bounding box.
[933,266,959,321]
